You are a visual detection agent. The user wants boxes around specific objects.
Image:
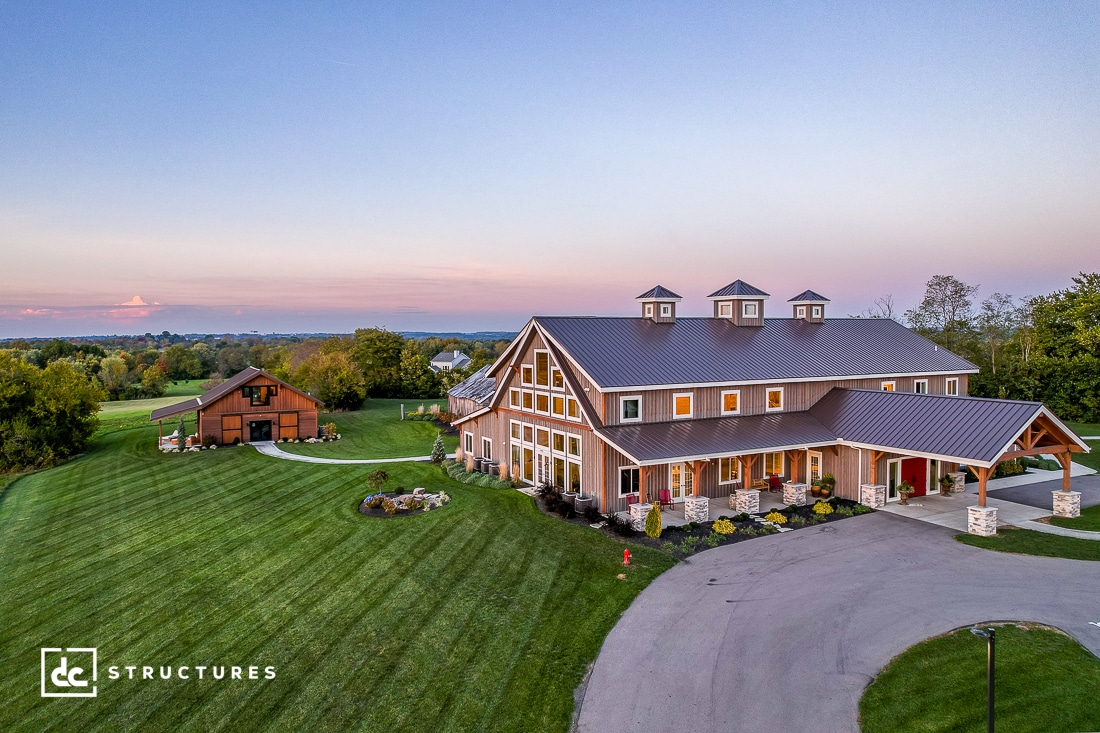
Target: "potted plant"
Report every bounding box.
[810,480,823,498]
[897,480,915,505]
[938,473,955,496]
[818,473,835,499]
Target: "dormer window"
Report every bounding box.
[743,302,759,318]
[644,303,654,317]
[812,305,822,318]
[796,306,806,318]
[766,387,783,412]
[620,395,642,423]
[660,304,671,317]
[673,392,693,419]
[719,302,732,317]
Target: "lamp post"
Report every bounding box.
[970,627,995,733]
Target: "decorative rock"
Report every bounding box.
[782,482,808,506]
[1052,491,1081,518]
[629,502,651,532]
[734,489,760,514]
[949,471,967,493]
[684,495,709,523]
[967,505,998,536]
[210,445,216,450]
[413,487,426,496]
[859,484,886,509]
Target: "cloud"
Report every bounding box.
[19,308,53,316]
[118,295,149,306]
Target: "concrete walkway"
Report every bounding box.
[575,513,1100,733]
[251,441,455,465]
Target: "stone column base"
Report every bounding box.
[782,482,808,506]
[734,489,760,514]
[684,495,709,523]
[629,502,651,532]
[859,484,886,509]
[949,471,967,493]
[1052,491,1081,518]
[967,505,998,536]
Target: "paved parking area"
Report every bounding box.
[575,512,1100,733]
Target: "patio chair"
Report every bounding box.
[768,474,783,493]
[751,477,769,490]
[625,494,639,508]
[658,489,674,510]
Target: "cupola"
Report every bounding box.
[635,285,682,323]
[787,290,829,323]
[706,280,769,326]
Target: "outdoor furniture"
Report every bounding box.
[625,494,639,508]
[658,489,674,510]
[751,477,769,490]
[768,474,783,492]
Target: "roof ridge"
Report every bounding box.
[836,387,1043,407]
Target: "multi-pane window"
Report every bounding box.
[568,461,581,492]
[463,432,473,454]
[619,467,639,496]
[482,437,492,460]
[566,397,580,420]
[551,395,565,417]
[881,381,895,392]
[796,306,806,318]
[509,389,521,408]
[511,422,522,440]
[522,391,534,410]
[552,432,565,453]
[568,436,581,456]
[521,365,533,385]
[536,428,549,448]
[242,385,277,406]
[621,396,641,422]
[946,377,959,396]
[743,302,759,318]
[721,390,740,415]
[719,457,740,484]
[673,393,693,418]
[535,393,550,413]
[914,379,928,394]
[660,304,671,317]
[764,451,784,476]
[535,352,550,387]
[812,306,822,318]
[523,425,533,443]
[551,368,564,390]
[719,302,732,317]
[766,388,783,411]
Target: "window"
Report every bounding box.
[553,457,566,488]
[719,302,732,317]
[719,457,741,484]
[796,306,806,318]
[551,367,564,390]
[645,303,654,317]
[673,392,693,418]
[566,397,580,421]
[660,304,671,317]
[482,437,492,460]
[552,431,565,453]
[535,351,550,387]
[620,396,641,422]
[721,390,740,415]
[511,443,521,472]
[743,301,759,318]
[521,365,533,385]
[881,381,896,392]
[766,387,783,412]
[914,379,928,394]
[536,428,549,448]
[812,306,822,318]
[946,377,959,396]
[551,395,565,417]
[764,451,784,476]
[522,425,533,443]
[242,385,277,406]
[463,432,473,454]
[568,461,581,492]
[535,393,550,414]
[522,390,534,411]
[509,388,521,408]
[619,467,639,496]
[568,435,581,457]
[511,421,522,440]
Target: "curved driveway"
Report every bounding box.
[576,512,1100,733]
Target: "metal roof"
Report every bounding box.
[447,365,495,405]
[535,317,978,389]
[788,289,830,303]
[596,412,838,465]
[431,351,470,364]
[149,367,322,421]
[636,285,683,301]
[707,280,770,299]
[809,389,1046,465]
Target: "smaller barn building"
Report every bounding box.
[150,367,323,446]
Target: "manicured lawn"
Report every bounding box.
[278,399,458,459]
[0,427,672,732]
[1051,502,1100,532]
[956,527,1100,561]
[860,624,1100,733]
[1065,421,1100,437]
[1072,439,1100,473]
[164,379,207,397]
[97,395,197,436]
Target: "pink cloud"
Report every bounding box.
[118,295,149,306]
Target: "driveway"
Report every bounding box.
[988,473,1100,510]
[575,513,1100,733]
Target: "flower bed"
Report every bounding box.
[358,489,451,518]
[439,459,514,489]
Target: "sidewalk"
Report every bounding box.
[252,440,455,465]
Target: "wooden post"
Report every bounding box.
[785,450,803,483]
[638,465,650,504]
[740,454,758,485]
[690,460,707,496]
[977,465,992,508]
[1056,451,1072,493]
[869,451,884,485]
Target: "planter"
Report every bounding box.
[819,488,831,499]
[810,486,823,497]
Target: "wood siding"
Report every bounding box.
[199,373,319,445]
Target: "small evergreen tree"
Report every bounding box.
[430,432,446,464]
[645,503,662,538]
[177,416,187,452]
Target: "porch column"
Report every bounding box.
[1053,450,1081,518]
[690,460,707,497]
[740,454,758,487]
[785,450,803,483]
[158,420,163,447]
[638,465,650,504]
[968,465,997,536]
[1056,451,1073,493]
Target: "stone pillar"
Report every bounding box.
[949,471,967,493]
[684,495,709,523]
[1052,491,1081,518]
[859,484,886,509]
[734,489,760,514]
[782,482,808,506]
[967,505,997,536]
[629,502,651,532]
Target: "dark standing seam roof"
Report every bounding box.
[536,317,978,389]
[636,285,683,300]
[149,367,322,421]
[707,280,769,298]
[788,289,830,302]
[447,365,495,405]
[596,412,838,463]
[809,389,1043,464]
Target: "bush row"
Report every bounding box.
[440,458,513,489]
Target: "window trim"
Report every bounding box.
[881,381,896,392]
[509,388,521,408]
[534,349,550,387]
[720,389,741,416]
[566,397,581,422]
[743,301,759,318]
[481,436,492,461]
[796,305,806,318]
[620,395,642,423]
[535,392,550,416]
[619,466,640,497]
[551,430,566,455]
[914,379,929,394]
[945,377,959,396]
[660,303,671,317]
[535,427,550,448]
[765,386,784,412]
[719,301,732,317]
[551,366,564,391]
[764,451,785,477]
[521,365,533,386]
[463,431,474,454]
[812,305,822,318]
[521,390,534,412]
[510,420,522,441]
[551,394,565,418]
[567,435,581,457]
[644,303,654,317]
[672,392,693,419]
[718,457,741,485]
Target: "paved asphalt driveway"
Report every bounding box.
[988,473,1100,510]
[576,513,1100,733]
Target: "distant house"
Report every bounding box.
[430,350,471,373]
[150,367,323,445]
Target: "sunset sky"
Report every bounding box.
[2,2,1099,337]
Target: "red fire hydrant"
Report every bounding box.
[623,549,631,565]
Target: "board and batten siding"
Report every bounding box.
[197,374,319,444]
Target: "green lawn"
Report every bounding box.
[1072,439,1100,472]
[164,379,207,397]
[956,527,1100,561]
[0,426,672,732]
[1065,421,1100,438]
[860,624,1100,733]
[1051,502,1100,532]
[277,399,458,459]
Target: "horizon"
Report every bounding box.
[3,2,1099,338]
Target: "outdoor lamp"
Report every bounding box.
[970,627,995,733]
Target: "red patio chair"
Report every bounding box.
[658,489,674,510]
[625,494,639,508]
[768,474,783,493]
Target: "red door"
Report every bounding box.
[902,457,928,497]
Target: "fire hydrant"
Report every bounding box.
[623,549,631,565]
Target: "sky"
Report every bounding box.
[1,1,1099,338]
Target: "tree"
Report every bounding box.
[399,343,440,398]
[161,343,203,380]
[977,292,1016,375]
[851,294,897,320]
[292,350,366,411]
[140,364,168,397]
[366,469,389,494]
[904,275,979,355]
[216,344,249,376]
[645,503,662,539]
[177,416,187,452]
[352,328,405,397]
[97,356,133,400]
[430,432,446,464]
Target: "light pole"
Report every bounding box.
[970,627,995,733]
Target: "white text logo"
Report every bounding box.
[41,648,97,698]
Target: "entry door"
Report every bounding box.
[249,420,271,442]
[523,447,534,483]
[670,463,693,501]
[902,457,929,497]
[886,458,902,502]
[536,449,552,486]
[808,451,823,484]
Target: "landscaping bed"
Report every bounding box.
[359,489,451,517]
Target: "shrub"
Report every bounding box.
[853,503,872,515]
[788,515,806,526]
[583,506,603,524]
[605,512,636,537]
[645,504,662,539]
[678,536,699,552]
[662,541,677,553]
[556,501,575,518]
[363,495,384,509]
[764,511,787,524]
[835,505,853,517]
[813,501,834,516]
[731,513,750,523]
[324,421,337,437]
[438,491,451,505]
[740,527,758,537]
[712,518,736,535]
[704,532,720,547]
[430,433,446,464]
[201,434,216,448]
[437,411,456,424]
[405,498,422,511]
[381,497,398,515]
[758,525,779,535]
[232,436,240,445]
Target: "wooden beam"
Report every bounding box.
[785,450,803,483]
[869,450,884,485]
[1000,445,1083,460]
[1055,451,1073,493]
[638,465,650,504]
[739,454,758,482]
[976,465,993,507]
[690,459,708,496]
